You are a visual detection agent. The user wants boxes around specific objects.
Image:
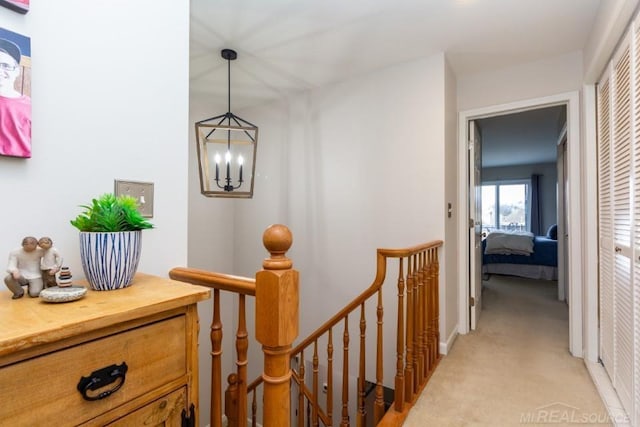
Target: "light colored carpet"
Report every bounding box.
[403,275,610,427]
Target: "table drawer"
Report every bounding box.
[0,315,187,426]
[105,387,186,426]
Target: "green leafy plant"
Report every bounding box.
[70,193,154,232]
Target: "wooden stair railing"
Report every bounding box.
[168,267,257,427]
[276,240,443,427]
[170,224,443,427]
[170,224,297,427]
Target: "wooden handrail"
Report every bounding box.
[290,240,443,355]
[169,266,256,295]
[377,240,443,257]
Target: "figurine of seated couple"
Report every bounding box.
[4,236,62,299]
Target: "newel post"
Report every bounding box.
[255,224,299,426]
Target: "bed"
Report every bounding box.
[482,227,558,281]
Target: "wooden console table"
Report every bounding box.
[0,273,210,426]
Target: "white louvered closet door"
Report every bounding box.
[598,72,614,380]
[612,40,634,416]
[597,27,636,425]
[634,22,640,427]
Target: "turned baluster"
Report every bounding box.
[251,390,257,427]
[420,251,429,377]
[327,330,334,425]
[433,248,441,363]
[225,374,238,427]
[211,289,223,427]
[236,294,248,424]
[374,287,385,424]
[313,341,320,427]
[298,351,306,427]
[341,317,350,427]
[357,303,366,426]
[426,248,436,368]
[404,256,414,402]
[413,253,423,389]
[395,258,406,411]
[419,250,428,380]
[428,249,436,369]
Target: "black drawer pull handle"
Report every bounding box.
[77,362,128,401]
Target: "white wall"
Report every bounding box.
[482,162,558,234]
[457,51,583,111]
[0,2,189,279]
[238,53,447,328]
[443,57,459,350]
[189,54,450,395]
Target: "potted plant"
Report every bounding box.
[70,193,153,290]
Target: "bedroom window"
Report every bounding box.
[481,181,529,233]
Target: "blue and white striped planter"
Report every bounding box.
[79,231,142,291]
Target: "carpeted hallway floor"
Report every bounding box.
[403,275,610,427]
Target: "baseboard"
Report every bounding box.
[584,360,631,426]
[439,326,458,355]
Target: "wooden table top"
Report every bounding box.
[0,273,211,357]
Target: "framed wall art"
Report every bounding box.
[0,0,29,14]
[0,27,31,158]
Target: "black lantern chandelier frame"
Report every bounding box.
[195,49,258,198]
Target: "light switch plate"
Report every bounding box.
[114,180,154,218]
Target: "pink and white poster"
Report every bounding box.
[0,0,29,14]
[0,27,31,158]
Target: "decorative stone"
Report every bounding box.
[39,286,87,303]
[57,266,73,287]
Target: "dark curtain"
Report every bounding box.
[530,174,541,235]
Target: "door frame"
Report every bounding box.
[557,125,568,303]
[469,120,483,330]
[457,91,584,357]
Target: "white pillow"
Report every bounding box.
[484,231,534,254]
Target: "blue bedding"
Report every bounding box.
[482,236,557,267]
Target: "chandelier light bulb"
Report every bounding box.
[225,151,231,163]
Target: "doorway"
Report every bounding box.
[457,92,583,357]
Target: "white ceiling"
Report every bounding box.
[190,0,601,110]
[190,0,600,168]
[477,105,566,168]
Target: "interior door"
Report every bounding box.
[469,120,483,330]
[557,135,567,301]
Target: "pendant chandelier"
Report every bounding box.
[195,49,258,198]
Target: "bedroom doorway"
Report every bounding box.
[475,104,565,284]
[457,92,583,357]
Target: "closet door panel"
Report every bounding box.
[598,76,615,375]
[635,254,640,426]
[614,255,633,410]
[612,44,634,416]
[613,47,632,253]
[634,22,640,427]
